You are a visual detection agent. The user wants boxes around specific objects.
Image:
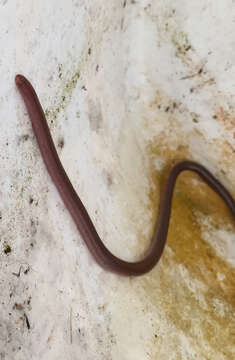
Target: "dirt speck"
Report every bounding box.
[58,138,65,149]
[3,244,11,255]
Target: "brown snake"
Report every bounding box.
[15,74,235,275]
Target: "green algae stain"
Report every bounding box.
[171,30,192,59]
[44,65,80,126]
[141,138,235,359]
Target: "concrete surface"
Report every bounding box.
[0,1,234,359]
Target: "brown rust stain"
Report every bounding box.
[215,107,235,136]
[140,139,235,358]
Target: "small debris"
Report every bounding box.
[14,303,24,311]
[18,134,29,144]
[24,313,30,330]
[4,244,11,255]
[12,266,22,278]
[27,296,32,305]
[24,266,30,275]
[58,138,64,149]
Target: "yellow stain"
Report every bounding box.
[141,141,235,358]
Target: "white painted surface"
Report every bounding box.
[0,1,234,359]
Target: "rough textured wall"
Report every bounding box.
[0,1,234,359]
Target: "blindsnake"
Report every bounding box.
[15,74,235,276]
